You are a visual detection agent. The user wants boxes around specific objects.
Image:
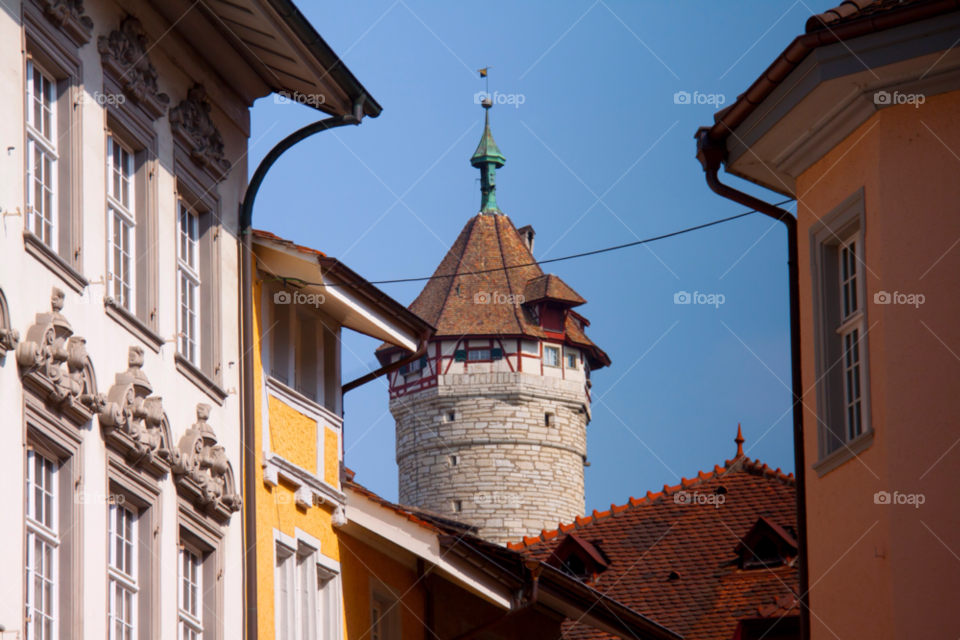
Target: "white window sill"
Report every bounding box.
[813,429,874,477]
[262,452,346,508]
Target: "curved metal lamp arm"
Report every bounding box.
[240,103,364,640]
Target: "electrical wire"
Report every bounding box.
[266,198,795,289]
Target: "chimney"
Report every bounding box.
[518,225,536,254]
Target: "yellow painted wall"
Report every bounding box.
[325,427,339,486]
[252,264,346,639]
[338,534,425,640]
[268,395,317,474]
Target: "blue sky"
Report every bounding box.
[248,0,808,512]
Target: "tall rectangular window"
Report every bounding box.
[839,239,863,442]
[810,190,872,471]
[107,135,136,311]
[295,314,318,401]
[26,60,57,250]
[108,502,137,640]
[276,543,340,640]
[178,546,202,640]
[25,449,58,640]
[178,202,200,365]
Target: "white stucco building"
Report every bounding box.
[0,1,380,638]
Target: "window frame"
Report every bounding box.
[543,345,560,368]
[275,532,343,640]
[108,500,138,640]
[177,505,225,640]
[24,399,84,640]
[178,543,204,640]
[107,133,136,313]
[26,57,58,250]
[22,13,86,289]
[172,157,225,403]
[809,188,874,476]
[26,445,60,640]
[102,100,162,348]
[177,200,201,366]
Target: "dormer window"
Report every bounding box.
[547,534,609,583]
[539,303,565,332]
[735,517,798,570]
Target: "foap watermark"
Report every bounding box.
[674,291,725,308]
[874,91,924,108]
[474,491,522,508]
[874,491,924,508]
[673,490,725,508]
[79,90,126,106]
[674,91,726,106]
[275,90,326,107]
[274,290,325,307]
[474,90,525,108]
[874,291,924,308]
[75,491,125,505]
[474,291,525,305]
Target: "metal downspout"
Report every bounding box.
[695,128,809,640]
[240,99,366,640]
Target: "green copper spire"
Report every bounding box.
[471,99,505,214]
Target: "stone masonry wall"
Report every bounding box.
[392,372,589,544]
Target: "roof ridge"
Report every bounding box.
[494,214,525,334]
[507,454,795,551]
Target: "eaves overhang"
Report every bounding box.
[708,2,960,195]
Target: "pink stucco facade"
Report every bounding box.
[796,89,960,640]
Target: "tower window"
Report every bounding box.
[446,411,456,423]
[545,412,555,427]
[452,500,462,513]
[565,351,578,369]
[543,346,560,367]
[448,455,459,466]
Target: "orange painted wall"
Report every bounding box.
[337,534,426,640]
[251,266,346,639]
[796,90,960,640]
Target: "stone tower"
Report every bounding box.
[376,100,610,544]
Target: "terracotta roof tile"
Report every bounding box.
[252,229,327,257]
[508,433,798,640]
[377,212,610,368]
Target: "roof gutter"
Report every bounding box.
[694,128,808,640]
[707,0,960,143]
[240,99,366,640]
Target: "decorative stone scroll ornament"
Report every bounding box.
[170,404,242,520]
[99,346,175,476]
[16,288,106,423]
[97,17,171,119]
[0,289,18,355]
[37,0,94,45]
[169,84,232,182]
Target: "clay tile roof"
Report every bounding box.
[252,229,327,257]
[805,0,928,32]
[378,212,610,368]
[508,431,798,640]
[523,274,586,307]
